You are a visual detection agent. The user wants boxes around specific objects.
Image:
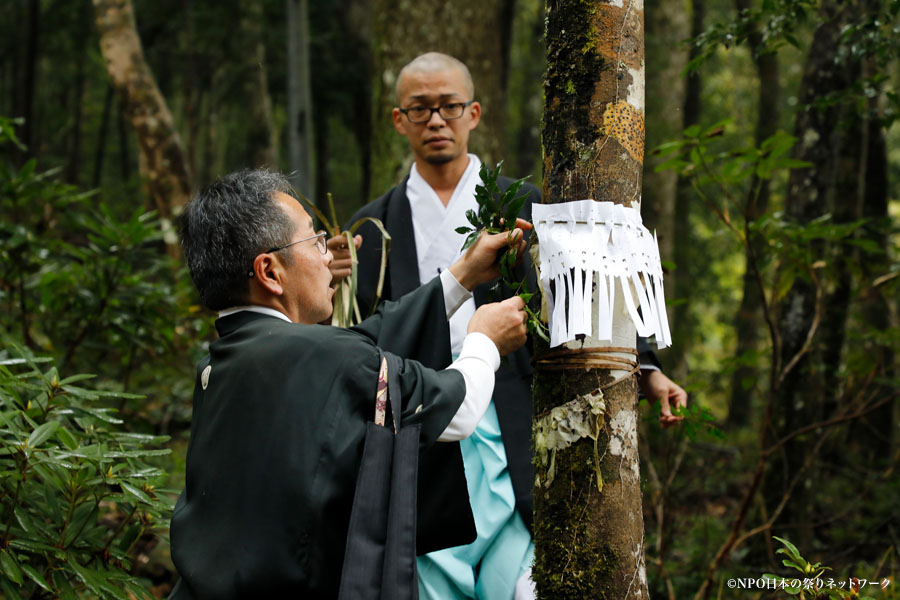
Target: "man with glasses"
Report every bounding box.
[343,53,687,600]
[169,168,532,599]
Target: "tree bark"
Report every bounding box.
[671,0,704,380]
[727,0,781,428]
[234,0,279,171]
[768,0,872,547]
[21,0,40,156]
[287,0,315,199]
[643,0,689,275]
[93,0,192,256]
[370,0,515,194]
[533,1,648,598]
[66,0,92,185]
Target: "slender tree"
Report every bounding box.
[643,0,689,273]
[727,0,781,428]
[287,0,315,198]
[767,0,875,548]
[93,0,192,256]
[532,1,649,598]
[671,0,704,379]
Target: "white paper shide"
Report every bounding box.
[533,200,671,349]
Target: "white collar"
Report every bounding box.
[218,305,292,323]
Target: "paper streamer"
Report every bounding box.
[533,200,672,349]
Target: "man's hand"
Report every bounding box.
[326,234,362,286]
[468,296,528,356]
[449,218,532,291]
[640,370,688,428]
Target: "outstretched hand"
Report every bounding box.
[449,218,532,291]
[640,370,688,428]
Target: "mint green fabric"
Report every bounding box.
[417,400,534,600]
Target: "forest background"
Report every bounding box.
[1,0,898,598]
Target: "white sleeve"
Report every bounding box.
[438,332,500,442]
[439,269,472,320]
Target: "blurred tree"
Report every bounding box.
[286,0,315,198]
[369,0,515,195]
[768,0,883,549]
[93,0,192,256]
[532,1,649,598]
[239,0,280,170]
[727,0,781,428]
[643,0,689,276]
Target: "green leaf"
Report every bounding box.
[67,558,103,596]
[26,421,59,449]
[56,427,79,450]
[0,578,25,600]
[52,572,79,600]
[455,226,472,234]
[58,374,97,385]
[20,564,51,592]
[773,536,802,561]
[0,550,23,586]
[120,482,153,504]
[461,231,480,252]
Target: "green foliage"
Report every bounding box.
[763,537,879,599]
[1,125,209,425]
[455,161,548,341]
[0,345,174,599]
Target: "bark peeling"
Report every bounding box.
[535,1,649,598]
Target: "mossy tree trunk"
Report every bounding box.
[93,0,192,257]
[533,1,649,599]
[369,0,515,194]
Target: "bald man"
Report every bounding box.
[340,53,687,600]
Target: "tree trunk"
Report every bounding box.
[768,0,870,548]
[671,0,704,380]
[66,0,92,185]
[370,0,515,194]
[533,2,648,598]
[93,0,192,256]
[92,84,114,187]
[727,0,781,428]
[237,0,279,170]
[21,0,40,157]
[287,0,315,199]
[643,0,689,275]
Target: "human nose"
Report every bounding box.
[323,247,333,266]
[426,108,447,127]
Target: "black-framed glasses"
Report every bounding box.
[398,101,475,124]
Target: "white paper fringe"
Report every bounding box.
[533,200,672,349]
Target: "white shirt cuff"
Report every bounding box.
[438,332,500,441]
[439,269,472,320]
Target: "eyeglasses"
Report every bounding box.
[267,231,328,255]
[398,101,475,124]
[248,231,328,278]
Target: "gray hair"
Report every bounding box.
[395,52,475,103]
[180,169,298,311]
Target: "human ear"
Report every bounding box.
[467,101,481,130]
[252,253,284,296]
[392,107,409,135]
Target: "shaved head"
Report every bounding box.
[396,52,475,103]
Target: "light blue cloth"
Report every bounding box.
[417,400,534,600]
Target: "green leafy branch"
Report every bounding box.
[455,161,548,342]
